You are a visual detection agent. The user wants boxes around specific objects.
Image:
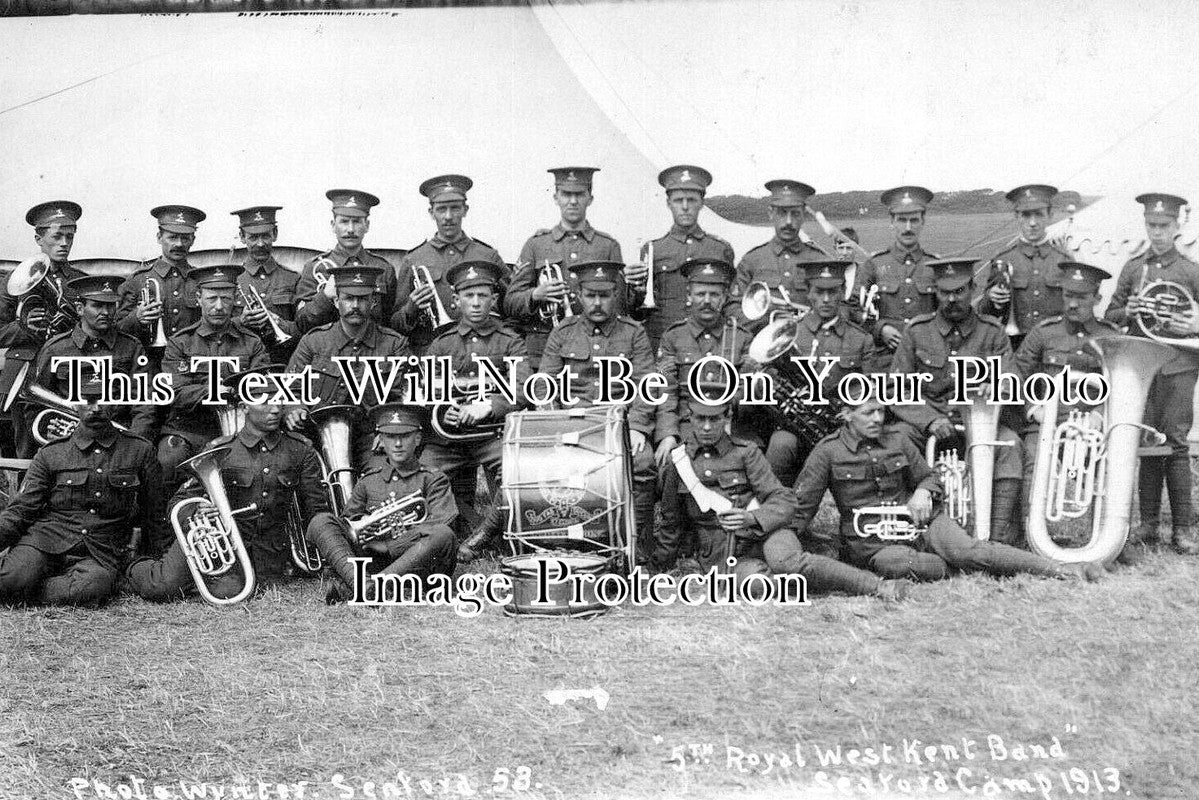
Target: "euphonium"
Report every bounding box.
[537,261,573,323]
[926,436,969,528]
[924,392,1011,540]
[170,445,257,606]
[746,317,841,449]
[413,264,452,327]
[852,503,926,541]
[740,281,810,323]
[310,404,356,515]
[346,490,428,545]
[1026,336,1174,564]
[142,277,169,347]
[9,255,77,341]
[640,240,657,309]
[239,284,292,345]
[430,377,505,442]
[215,404,245,437]
[22,384,129,445]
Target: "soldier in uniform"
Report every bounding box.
[977,184,1071,348]
[232,205,300,362]
[538,261,658,560]
[115,205,207,366]
[793,390,1104,582]
[421,260,530,539]
[156,264,269,495]
[1104,192,1199,556]
[125,367,328,601]
[293,190,397,334]
[851,186,938,371]
[286,264,411,473]
[657,384,909,601]
[504,167,637,367]
[34,274,154,440]
[654,257,754,469]
[732,179,828,332]
[0,372,164,606]
[307,404,458,604]
[764,260,873,487]
[0,201,88,343]
[392,175,507,354]
[1014,262,1119,551]
[639,165,735,352]
[890,258,1025,543]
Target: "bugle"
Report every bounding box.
[413,264,452,327]
[640,241,657,309]
[170,445,257,606]
[1026,336,1174,564]
[310,404,356,515]
[346,490,429,545]
[537,261,573,324]
[239,284,292,345]
[141,277,169,348]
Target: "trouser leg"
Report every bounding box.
[0,544,52,604]
[923,513,1061,577]
[631,445,656,564]
[305,512,360,587]
[867,544,949,581]
[377,526,457,580]
[124,541,193,601]
[762,529,883,596]
[765,430,802,487]
[40,552,117,606]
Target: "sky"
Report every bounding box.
[0,0,1197,258]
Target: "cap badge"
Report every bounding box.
[390,412,402,424]
[352,272,365,284]
[701,264,714,275]
[252,211,265,222]
[593,266,604,277]
[345,196,358,208]
[901,192,913,205]
[1025,188,1034,198]
[466,266,478,279]
[212,269,224,278]
[1154,200,1165,212]
[101,281,113,293]
[945,264,957,275]
[173,213,187,224]
[820,267,833,278]
[680,169,692,183]
[1073,269,1084,281]
[567,170,577,181]
[50,208,65,219]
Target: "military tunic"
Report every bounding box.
[732,236,828,330]
[1104,246,1199,375]
[976,239,1072,334]
[504,223,625,362]
[392,235,507,353]
[115,257,200,346]
[235,255,301,360]
[0,424,162,605]
[0,260,88,348]
[654,315,753,443]
[639,225,735,350]
[851,243,938,346]
[293,245,398,334]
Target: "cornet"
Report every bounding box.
[413,264,452,328]
[239,284,292,345]
[640,240,657,309]
[141,277,169,347]
[346,490,429,545]
[740,281,810,323]
[537,261,573,324]
[991,260,1021,337]
[170,445,257,606]
[852,503,926,541]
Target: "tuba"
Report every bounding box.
[170,445,257,606]
[141,277,169,348]
[1026,336,1174,564]
[345,490,429,545]
[23,384,129,446]
[852,503,926,541]
[310,404,356,515]
[413,264,452,328]
[925,391,1011,540]
[239,284,292,345]
[9,255,77,342]
[537,261,573,324]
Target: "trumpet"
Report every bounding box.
[170,445,257,606]
[346,490,429,545]
[23,384,129,446]
[640,241,657,309]
[413,264,452,328]
[740,281,810,323]
[141,277,169,347]
[9,255,77,342]
[537,261,574,323]
[239,284,292,345]
[1027,338,1175,564]
[852,503,926,541]
[310,404,356,515]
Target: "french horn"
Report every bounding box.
[9,255,77,342]
[1026,336,1174,564]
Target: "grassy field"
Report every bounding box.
[1,531,1197,800]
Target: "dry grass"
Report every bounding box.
[0,543,1197,800]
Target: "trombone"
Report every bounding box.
[537,261,574,324]
[413,264,452,328]
[239,284,292,345]
[141,277,169,347]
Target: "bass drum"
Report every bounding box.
[501,407,635,571]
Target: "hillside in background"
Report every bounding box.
[708,188,1096,226]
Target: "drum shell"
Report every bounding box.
[500,553,610,616]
